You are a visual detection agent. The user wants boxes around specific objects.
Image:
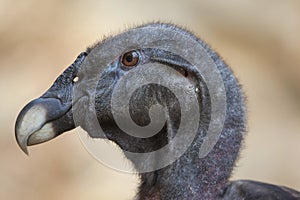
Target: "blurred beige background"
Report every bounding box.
[1,0,300,199]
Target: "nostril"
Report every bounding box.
[184,70,188,77]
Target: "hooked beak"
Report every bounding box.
[15,52,87,155]
[15,97,74,155]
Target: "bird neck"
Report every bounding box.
[136,60,246,200]
[137,127,243,200]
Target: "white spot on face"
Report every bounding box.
[73,76,79,83]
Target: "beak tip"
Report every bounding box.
[22,148,29,156]
[15,133,29,155]
[20,144,29,155]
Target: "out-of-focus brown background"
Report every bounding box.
[1,0,300,199]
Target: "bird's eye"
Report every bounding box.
[121,50,139,67]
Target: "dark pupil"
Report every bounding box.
[126,54,133,63]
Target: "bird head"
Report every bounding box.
[15,23,245,178]
[15,24,205,158]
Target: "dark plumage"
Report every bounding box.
[15,23,300,200]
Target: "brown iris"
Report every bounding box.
[121,50,139,67]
